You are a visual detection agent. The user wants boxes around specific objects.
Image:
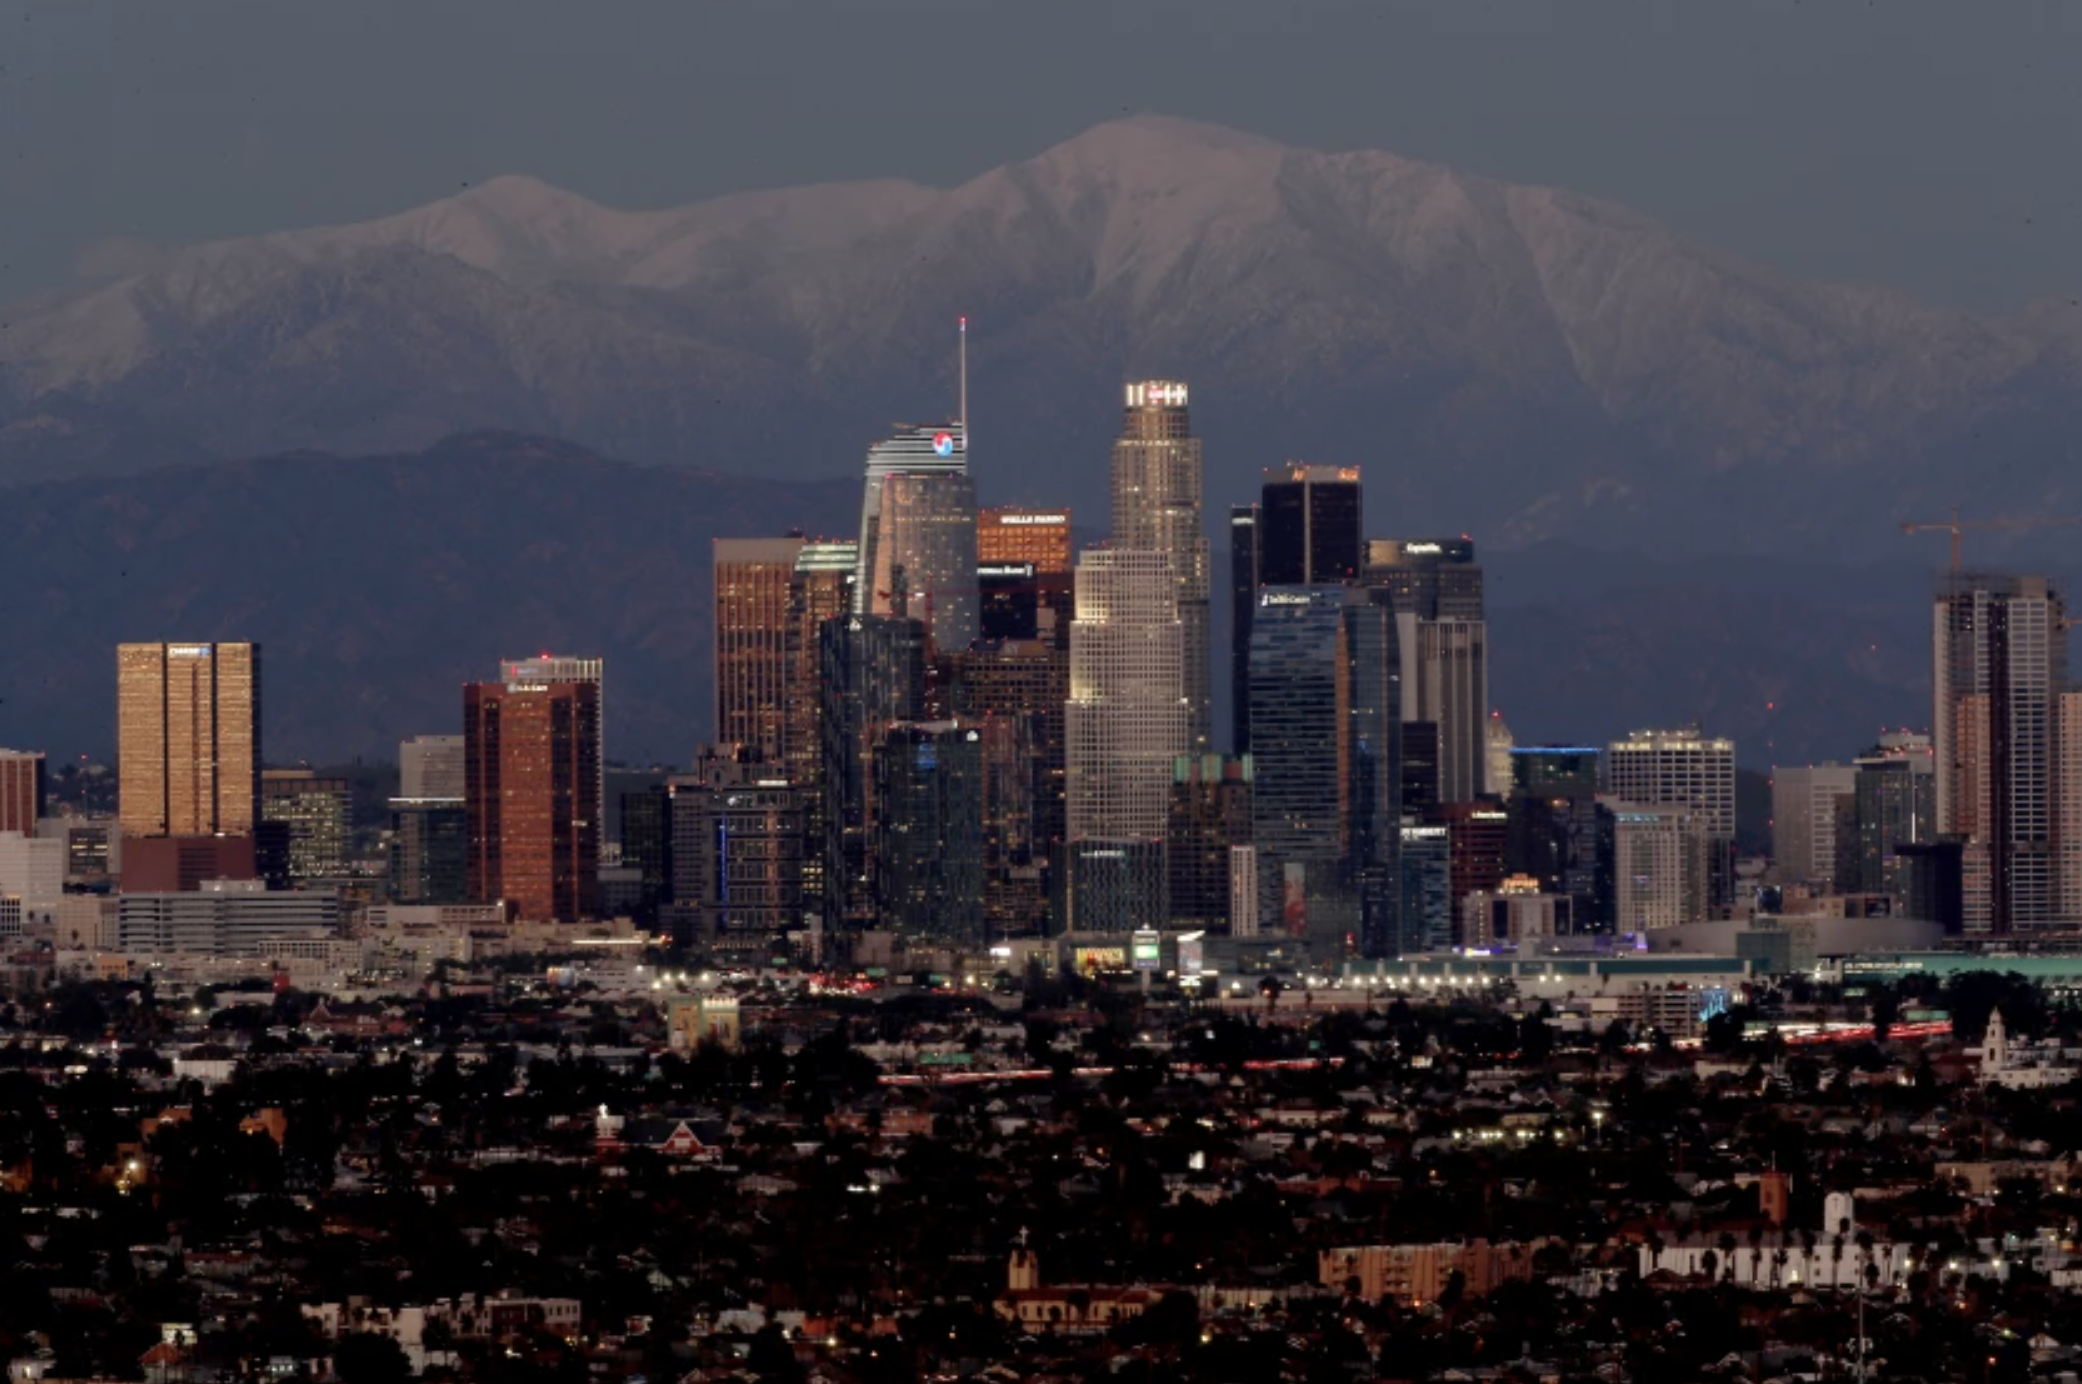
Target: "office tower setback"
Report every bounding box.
[1934,574,2067,933]
[666,750,807,959]
[1246,586,1402,956]
[260,770,352,881]
[1168,755,1253,932]
[1363,539,1490,803]
[1771,763,1859,890]
[117,642,262,839]
[1606,725,1737,910]
[463,677,601,923]
[820,613,930,927]
[0,751,46,835]
[874,721,986,944]
[1854,733,1938,897]
[388,799,468,904]
[1229,504,1260,754]
[399,736,466,801]
[1112,382,1211,752]
[1066,550,1188,845]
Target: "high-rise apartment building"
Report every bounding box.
[463,677,601,923]
[856,424,977,652]
[260,769,352,882]
[1605,725,1737,911]
[1854,733,1937,897]
[1933,574,2066,933]
[399,736,466,801]
[1609,802,1711,931]
[1246,586,1402,956]
[0,751,46,835]
[1363,539,1489,802]
[1066,549,1187,845]
[1771,763,1859,890]
[1505,747,1614,933]
[1112,382,1211,753]
[117,642,261,839]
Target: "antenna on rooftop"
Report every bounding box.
[958,316,969,436]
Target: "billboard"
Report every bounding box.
[1283,862,1309,938]
[1132,929,1162,972]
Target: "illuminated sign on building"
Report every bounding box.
[168,645,213,658]
[995,513,1067,526]
[932,432,957,457]
[1132,929,1162,972]
[978,564,1037,578]
[1261,591,1318,607]
[1124,381,1189,409]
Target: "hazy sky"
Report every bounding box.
[4,0,2080,311]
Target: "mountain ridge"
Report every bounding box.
[4,115,2081,555]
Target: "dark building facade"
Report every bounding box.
[1246,585,1402,958]
[1228,504,1260,755]
[873,722,986,944]
[388,799,468,905]
[819,614,929,929]
[1168,754,1253,932]
[666,751,808,959]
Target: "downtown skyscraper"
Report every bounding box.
[463,675,601,923]
[1934,573,2067,933]
[116,642,261,840]
[1232,465,1363,756]
[856,423,978,653]
[1363,538,1490,803]
[1111,382,1211,752]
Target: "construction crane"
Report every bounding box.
[1899,508,2082,574]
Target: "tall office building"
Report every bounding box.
[498,654,605,859]
[1112,382,1211,753]
[856,423,977,652]
[1606,725,1737,911]
[874,721,987,944]
[1259,465,1362,585]
[1934,574,2067,933]
[463,677,601,923]
[977,509,1073,645]
[399,736,466,800]
[1854,733,1938,898]
[953,635,1068,935]
[388,798,468,904]
[1232,466,1361,761]
[1229,504,1260,754]
[0,750,46,835]
[1505,747,1615,933]
[1363,539,1489,802]
[819,613,929,927]
[1246,586,1402,956]
[713,537,805,760]
[665,750,807,959]
[1168,754,1253,932]
[1066,549,1188,845]
[259,769,352,882]
[1771,763,1859,890]
[117,642,261,839]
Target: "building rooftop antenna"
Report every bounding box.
[958,316,968,435]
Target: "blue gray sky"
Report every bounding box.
[4,0,2079,311]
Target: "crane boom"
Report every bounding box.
[1899,508,2082,574]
